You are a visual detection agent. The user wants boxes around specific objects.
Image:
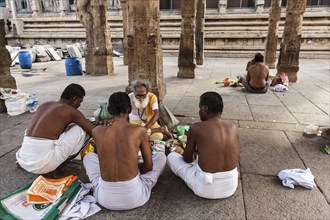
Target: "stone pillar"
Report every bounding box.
[109,0,121,10]
[5,0,10,8]
[219,0,227,14]
[127,0,166,100]
[31,0,41,16]
[120,0,129,65]
[0,6,10,34]
[9,0,16,19]
[264,0,281,69]
[76,0,114,75]
[277,0,307,82]
[0,19,17,112]
[10,0,24,36]
[255,0,265,13]
[59,0,67,16]
[195,0,205,66]
[177,0,197,78]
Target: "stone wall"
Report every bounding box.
[4,8,330,58]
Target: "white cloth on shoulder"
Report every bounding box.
[278,168,316,189]
[167,152,238,199]
[16,125,86,174]
[83,152,166,210]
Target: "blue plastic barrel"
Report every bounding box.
[18,51,32,69]
[65,57,83,76]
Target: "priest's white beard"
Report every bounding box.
[133,94,149,109]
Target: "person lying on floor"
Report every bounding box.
[167,92,239,199]
[83,92,166,210]
[16,83,93,175]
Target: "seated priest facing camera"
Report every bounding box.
[128,80,172,140]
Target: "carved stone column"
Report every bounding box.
[255,0,265,13]
[109,0,121,10]
[31,0,41,16]
[59,0,67,16]
[0,19,17,112]
[9,0,16,19]
[195,0,205,66]
[219,0,227,14]
[264,0,281,69]
[178,0,197,78]
[277,0,307,82]
[120,0,129,65]
[76,0,114,75]
[5,0,10,8]
[127,0,166,100]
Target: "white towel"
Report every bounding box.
[59,183,101,220]
[278,168,316,189]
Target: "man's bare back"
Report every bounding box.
[184,117,238,173]
[26,101,93,140]
[93,119,152,182]
[247,62,269,89]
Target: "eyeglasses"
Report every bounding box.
[135,94,147,98]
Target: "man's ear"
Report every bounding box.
[108,107,113,115]
[69,97,76,105]
[204,106,209,114]
[127,106,132,113]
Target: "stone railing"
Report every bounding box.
[5,0,121,15]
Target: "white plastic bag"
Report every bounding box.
[274,84,288,92]
[0,88,29,116]
[5,95,29,116]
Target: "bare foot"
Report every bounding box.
[161,125,173,139]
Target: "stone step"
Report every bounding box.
[162,49,330,59]
[162,45,330,51]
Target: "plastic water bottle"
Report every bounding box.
[32,93,39,111]
[26,94,38,113]
[26,95,35,113]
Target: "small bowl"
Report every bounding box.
[223,81,230,87]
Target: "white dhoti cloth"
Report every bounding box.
[83,152,166,210]
[16,125,86,174]
[167,152,238,199]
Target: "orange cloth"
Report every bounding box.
[145,92,158,122]
[27,175,77,204]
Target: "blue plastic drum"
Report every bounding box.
[65,57,83,76]
[18,51,32,69]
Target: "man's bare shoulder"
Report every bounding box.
[92,125,108,136]
[127,123,147,134]
[196,118,237,129]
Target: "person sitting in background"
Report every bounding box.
[16,83,93,175]
[83,92,166,210]
[238,52,271,93]
[128,80,172,140]
[167,92,239,199]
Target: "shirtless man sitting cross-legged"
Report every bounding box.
[83,92,166,210]
[167,92,239,199]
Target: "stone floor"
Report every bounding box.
[0,57,329,219]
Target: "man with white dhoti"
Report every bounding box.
[83,92,166,210]
[167,92,239,199]
[16,83,93,175]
